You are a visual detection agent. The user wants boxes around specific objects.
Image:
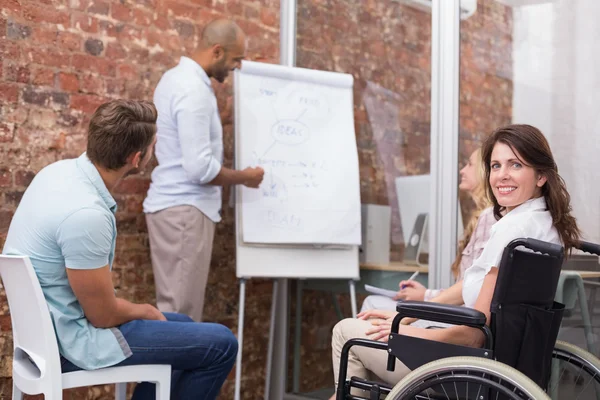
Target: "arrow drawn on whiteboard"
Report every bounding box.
[270,166,276,189]
[261,141,277,158]
[295,108,307,121]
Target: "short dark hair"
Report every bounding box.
[87,100,157,170]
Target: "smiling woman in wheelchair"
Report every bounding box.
[330,124,582,399]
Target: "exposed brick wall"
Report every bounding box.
[0,0,279,398]
[0,0,512,399]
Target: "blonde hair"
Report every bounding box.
[450,148,491,279]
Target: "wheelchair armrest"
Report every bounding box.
[395,301,487,327]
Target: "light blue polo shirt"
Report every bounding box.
[2,153,131,370]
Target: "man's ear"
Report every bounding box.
[127,151,142,169]
[213,44,224,59]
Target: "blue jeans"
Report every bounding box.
[61,313,238,400]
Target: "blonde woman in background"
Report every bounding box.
[360,148,495,312]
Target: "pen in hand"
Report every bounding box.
[400,271,420,290]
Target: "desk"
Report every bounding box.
[573,271,600,279]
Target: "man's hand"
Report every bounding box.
[141,304,167,321]
[394,280,426,301]
[357,309,397,321]
[242,166,265,188]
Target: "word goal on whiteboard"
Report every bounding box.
[234,60,360,279]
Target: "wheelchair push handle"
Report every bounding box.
[507,238,563,257]
[576,240,600,256]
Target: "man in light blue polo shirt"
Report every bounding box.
[144,19,264,322]
[3,100,237,400]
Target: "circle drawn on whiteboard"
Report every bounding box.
[271,120,310,145]
[410,233,420,247]
[287,89,330,122]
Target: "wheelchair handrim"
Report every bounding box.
[388,357,549,400]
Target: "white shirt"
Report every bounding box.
[143,57,223,222]
[462,197,560,308]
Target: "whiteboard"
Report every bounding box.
[234,61,360,279]
[235,61,361,245]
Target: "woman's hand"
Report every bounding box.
[365,317,394,342]
[357,309,397,321]
[394,280,426,301]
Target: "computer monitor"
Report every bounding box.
[395,174,463,261]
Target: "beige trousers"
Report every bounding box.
[332,318,411,395]
[146,205,215,322]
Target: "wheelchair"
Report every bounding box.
[337,238,600,400]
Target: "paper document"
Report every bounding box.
[364,284,398,299]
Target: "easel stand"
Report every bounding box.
[234,277,357,400]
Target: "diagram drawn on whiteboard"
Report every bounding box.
[237,69,361,245]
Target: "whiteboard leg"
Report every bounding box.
[349,280,357,318]
[235,278,246,400]
[264,280,278,400]
[292,279,304,393]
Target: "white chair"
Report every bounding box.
[0,255,171,400]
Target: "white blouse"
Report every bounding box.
[462,197,560,309]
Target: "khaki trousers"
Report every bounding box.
[332,318,411,395]
[146,205,215,322]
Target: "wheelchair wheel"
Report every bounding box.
[549,340,600,399]
[386,356,549,400]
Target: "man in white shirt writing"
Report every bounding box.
[144,19,264,321]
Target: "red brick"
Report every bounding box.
[31,26,58,46]
[4,190,24,205]
[78,73,105,95]
[260,8,278,27]
[71,12,99,33]
[0,82,18,103]
[87,0,109,15]
[0,0,21,15]
[131,8,152,27]
[117,63,138,80]
[105,42,126,60]
[105,79,125,97]
[68,0,90,11]
[57,31,83,52]
[58,72,79,92]
[128,45,150,63]
[23,4,70,25]
[22,46,70,69]
[3,62,30,83]
[0,122,15,142]
[114,177,150,195]
[31,67,55,87]
[70,94,106,113]
[0,40,19,60]
[111,2,131,22]
[0,210,14,231]
[161,0,197,19]
[243,5,259,20]
[99,21,142,41]
[0,168,12,187]
[72,54,116,76]
[152,13,171,30]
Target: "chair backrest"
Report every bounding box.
[0,255,62,393]
[490,238,565,388]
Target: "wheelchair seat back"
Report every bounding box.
[491,238,565,388]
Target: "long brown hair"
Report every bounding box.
[481,124,580,252]
[450,148,491,278]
